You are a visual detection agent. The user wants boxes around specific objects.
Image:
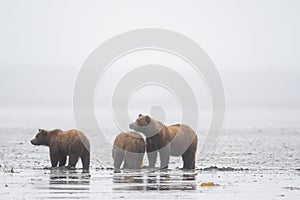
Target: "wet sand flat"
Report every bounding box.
[0,128,299,199]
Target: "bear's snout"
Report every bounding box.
[30,139,36,145]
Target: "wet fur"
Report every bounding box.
[31,129,90,171]
[112,131,145,171]
[129,115,197,169]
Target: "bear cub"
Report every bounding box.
[129,114,197,169]
[113,131,145,172]
[31,129,90,171]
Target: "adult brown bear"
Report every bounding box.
[129,114,197,169]
[30,129,90,171]
[112,131,145,172]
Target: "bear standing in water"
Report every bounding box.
[30,129,90,171]
[129,114,197,169]
[113,131,145,172]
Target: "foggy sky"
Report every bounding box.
[0,0,299,128]
[0,0,299,69]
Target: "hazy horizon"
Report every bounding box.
[0,0,299,129]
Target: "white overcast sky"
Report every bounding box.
[0,0,299,69]
[0,0,299,128]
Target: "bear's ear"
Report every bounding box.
[39,129,47,135]
[145,115,151,124]
[139,114,143,117]
[41,130,47,136]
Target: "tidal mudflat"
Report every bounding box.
[0,128,299,199]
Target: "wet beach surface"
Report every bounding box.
[0,128,299,199]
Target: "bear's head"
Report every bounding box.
[129,114,163,137]
[30,129,49,146]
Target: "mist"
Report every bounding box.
[0,0,299,128]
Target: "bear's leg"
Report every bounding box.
[182,153,195,169]
[50,147,59,167]
[147,151,157,168]
[68,153,79,168]
[59,155,67,167]
[81,150,90,171]
[124,152,133,169]
[159,147,170,169]
[135,152,144,169]
[123,159,129,169]
[124,152,143,169]
[113,149,124,172]
[182,144,197,169]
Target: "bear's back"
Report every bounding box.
[165,124,197,156]
[51,129,90,153]
[114,131,145,153]
[169,124,196,137]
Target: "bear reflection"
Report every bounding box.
[49,168,90,190]
[113,171,196,191]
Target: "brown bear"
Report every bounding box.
[112,131,145,172]
[30,129,90,171]
[129,114,197,169]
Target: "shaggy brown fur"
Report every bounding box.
[30,129,90,171]
[112,131,145,171]
[129,114,197,169]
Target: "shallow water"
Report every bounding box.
[0,128,299,199]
